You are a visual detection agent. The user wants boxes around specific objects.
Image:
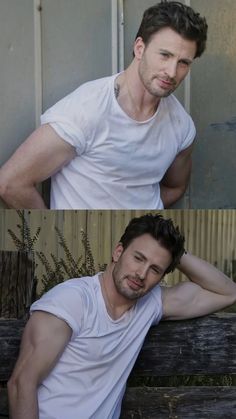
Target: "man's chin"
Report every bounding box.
[156,88,174,98]
[121,287,145,301]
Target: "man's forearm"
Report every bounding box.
[0,184,47,209]
[8,382,39,419]
[178,252,236,298]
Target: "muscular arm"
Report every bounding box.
[160,144,193,208]
[162,252,236,320]
[0,124,76,209]
[7,311,72,419]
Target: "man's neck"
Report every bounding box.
[99,271,135,320]
[114,65,160,122]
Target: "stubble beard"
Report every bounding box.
[112,268,145,301]
[140,72,176,98]
[138,60,177,99]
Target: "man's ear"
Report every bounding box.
[112,243,124,263]
[133,37,145,60]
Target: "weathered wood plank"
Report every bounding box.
[0,251,35,319]
[0,320,25,381]
[121,386,236,418]
[0,388,8,418]
[0,314,236,418]
[131,313,236,377]
[0,314,236,382]
[1,386,236,419]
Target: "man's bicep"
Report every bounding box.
[11,311,72,385]
[161,144,193,188]
[0,124,76,186]
[161,282,232,321]
[162,282,205,320]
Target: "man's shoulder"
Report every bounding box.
[37,275,99,302]
[30,275,99,319]
[52,274,98,293]
[163,94,191,118]
[136,285,163,325]
[55,74,116,117]
[138,285,162,308]
[75,74,116,96]
[161,94,195,139]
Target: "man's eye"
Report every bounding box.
[151,267,161,275]
[160,52,169,58]
[134,255,142,261]
[179,60,190,67]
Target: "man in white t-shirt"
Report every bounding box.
[8,214,236,418]
[0,2,208,209]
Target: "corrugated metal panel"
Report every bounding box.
[41,0,112,110]
[0,0,36,167]
[0,210,235,289]
[190,0,236,208]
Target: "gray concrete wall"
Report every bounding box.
[0,0,35,166]
[190,0,236,208]
[41,0,112,109]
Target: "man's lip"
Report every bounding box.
[159,78,173,87]
[127,278,144,290]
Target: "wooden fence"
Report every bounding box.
[0,210,235,289]
[0,251,35,319]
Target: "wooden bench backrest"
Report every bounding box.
[122,312,236,418]
[0,313,236,418]
[130,312,236,377]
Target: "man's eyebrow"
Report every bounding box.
[159,48,173,55]
[159,48,193,64]
[134,250,146,259]
[134,251,165,273]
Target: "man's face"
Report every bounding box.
[112,233,172,301]
[135,27,197,98]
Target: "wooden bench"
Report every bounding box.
[0,313,236,418]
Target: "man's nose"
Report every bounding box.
[165,60,177,79]
[136,265,149,280]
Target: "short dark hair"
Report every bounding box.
[119,213,185,275]
[135,1,208,58]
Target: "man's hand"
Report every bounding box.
[7,311,72,419]
[0,124,76,209]
[162,252,236,320]
[160,143,193,208]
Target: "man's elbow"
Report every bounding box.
[7,372,24,405]
[174,184,188,200]
[7,370,37,399]
[0,165,33,206]
[222,287,236,311]
[0,171,18,205]
[160,183,188,208]
[229,288,236,307]
[8,370,25,391]
[0,172,11,202]
[7,374,18,398]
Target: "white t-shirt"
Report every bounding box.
[30,274,163,419]
[41,74,196,209]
